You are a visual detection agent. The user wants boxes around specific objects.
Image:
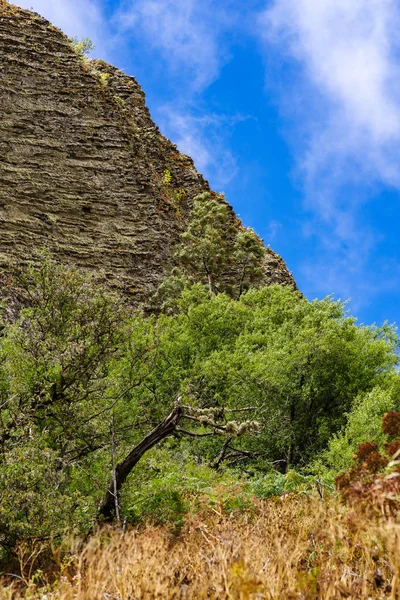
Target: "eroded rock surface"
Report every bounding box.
[0,1,295,303]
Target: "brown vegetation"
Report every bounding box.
[1,494,399,600]
[336,411,400,519]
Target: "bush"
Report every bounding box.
[69,36,95,57]
[336,412,400,517]
[316,384,400,473]
[0,257,398,556]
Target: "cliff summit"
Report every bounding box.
[0,1,295,303]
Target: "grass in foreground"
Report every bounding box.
[1,494,399,600]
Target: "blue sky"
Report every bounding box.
[15,0,400,327]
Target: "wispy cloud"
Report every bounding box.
[262,0,400,193]
[15,0,104,43]
[300,248,400,318]
[265,220,282,241]
[15,0,241,189]
[116,0,244,187]
[158,107,245,188]
[117,0,232,91]
[260,0,400,303]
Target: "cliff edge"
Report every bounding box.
[0,1,295,302]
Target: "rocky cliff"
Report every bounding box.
[0,1,295,303]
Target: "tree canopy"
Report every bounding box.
[157,192,265,305]
[0,255,398,549]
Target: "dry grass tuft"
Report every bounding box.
[1,495,399,599]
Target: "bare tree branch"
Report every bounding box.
[175,428,217,438]
[98,404,184,521]
[211,437,233,469]
[182,414,227,432]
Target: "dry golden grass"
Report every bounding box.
[1,495,399,600]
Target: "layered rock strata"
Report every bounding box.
[0,1,295,302]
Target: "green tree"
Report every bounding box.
[142,285,398,469]
[0,258,125,458]
[0,259,398,549]
[176,192,237,295]
[173,192,264,298]
[70,36,95,57]
[233,228,264,297]
[0,258,126,546]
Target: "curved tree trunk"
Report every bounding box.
[98,405,183,522]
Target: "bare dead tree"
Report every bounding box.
[211,437,233,469]
[98,404,184,521]
[98,401,259,522]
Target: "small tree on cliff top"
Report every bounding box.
[174,192,264,298]
[70,36,95,57]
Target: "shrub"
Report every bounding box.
[336,412,400,518]
[317,384,400,473]
[69,36,95,57]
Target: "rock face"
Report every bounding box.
[0,1,295,303]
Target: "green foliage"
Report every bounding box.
[0,437,94,548]
[249,470,333,499]
[0,258,125,547]
[98,71,110,85]
[0,257,398,554]
[167,192,264,299]
[153,267,192,312]
[317,380,400,473]
[69,36,95,57]
[155,285,397,467]
[1,257,124,451]
[250,472,286,498]
[119,441,255,525]
[162,169,172,185]
[234,228,264,296]
[159,169,186,213]
[131,489,187,534]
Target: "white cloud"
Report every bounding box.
[117,0,230,91]
[300,247,400,316]
[260,0,400,302]
[158,106,242,188]
[265,220,282,241]
[261,0,400,204]
[14,0,104,46]
[115,0,242,187]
